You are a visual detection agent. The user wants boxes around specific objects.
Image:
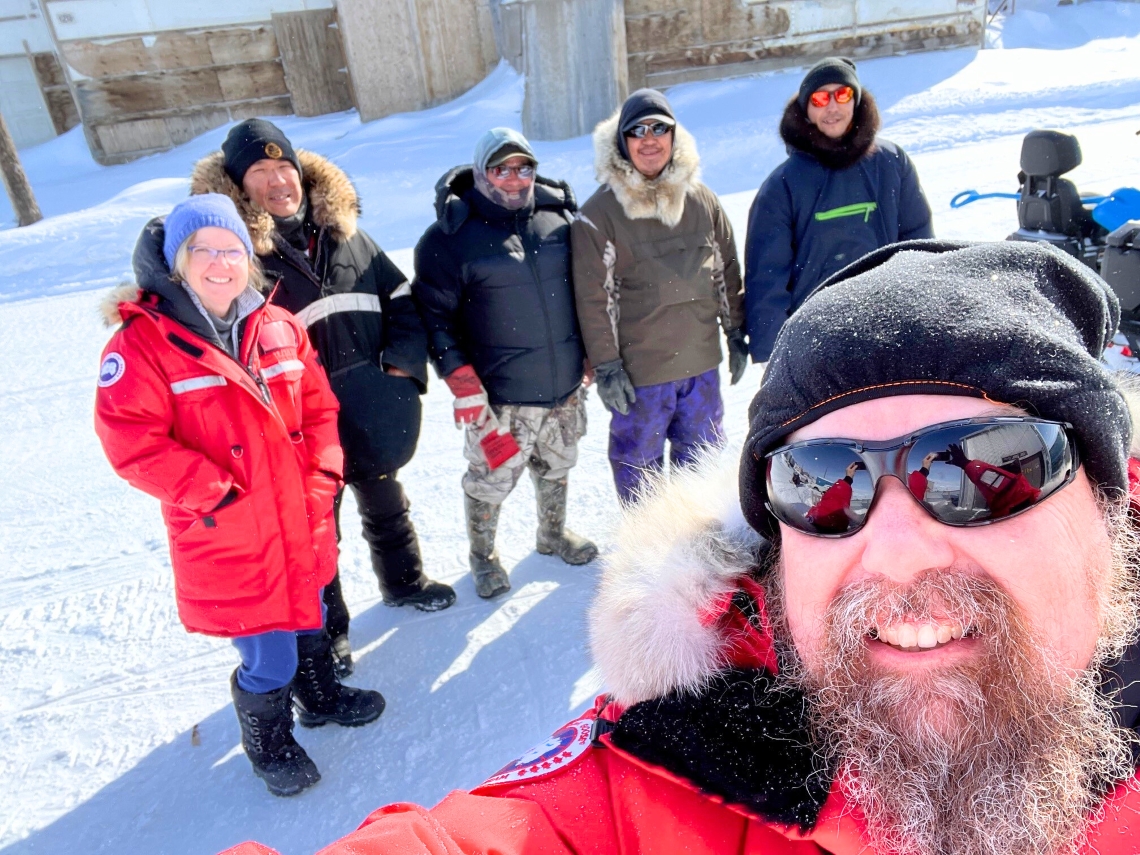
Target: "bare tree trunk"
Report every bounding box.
[0,110,42,227]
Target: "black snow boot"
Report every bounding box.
[292,631,386,729]
[382,578,458,612]
[230,671,320,797]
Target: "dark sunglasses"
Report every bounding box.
[809,86,855,108]
[488,163,535,180]
[625,121,673,139]
[764,417,1079,537]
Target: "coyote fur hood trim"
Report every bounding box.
[592,112,702,228]
[190,149,360,256]
[589,452,768,706]
[99,283,142,327]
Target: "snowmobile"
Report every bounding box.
[952,129,1140,369]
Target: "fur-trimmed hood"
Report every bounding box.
[780,91,881,171]
[589,452,768,707]
[591,385,1140,712]
[98,218,235,347]
[190,149,360,256]
[592,112,702,228]
[99,283,142,328]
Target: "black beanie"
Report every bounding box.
[615,88,676,161]
[739,239,1131,536]
[797,57,862,111]
[222,119,302,187]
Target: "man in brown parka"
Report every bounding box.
[571,89,748,504]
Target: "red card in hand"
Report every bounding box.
[480,428,521,470]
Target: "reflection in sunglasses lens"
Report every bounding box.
[769,445,871,535]
[766,421,1076,537]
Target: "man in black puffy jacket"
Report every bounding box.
[414,128,597,599]
[744,58,933,362]
[190,120,456,674]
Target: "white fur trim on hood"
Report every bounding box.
[589,449,766,707]
[592,112,702,229]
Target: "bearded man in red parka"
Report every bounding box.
[230,239,1140,854]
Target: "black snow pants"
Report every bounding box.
[322,473,426,640]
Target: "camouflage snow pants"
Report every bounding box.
[462,389,588,505]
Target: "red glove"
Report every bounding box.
[444,365,490,427]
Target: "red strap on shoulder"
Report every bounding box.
[1128,457,1140,515]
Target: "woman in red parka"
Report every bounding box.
[94,194,384,797]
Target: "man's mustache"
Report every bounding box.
[820,569,1022,662]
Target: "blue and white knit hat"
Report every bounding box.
[162,193,255,267]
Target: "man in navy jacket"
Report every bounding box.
[744,57,933,362]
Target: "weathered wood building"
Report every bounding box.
[1,0,986,161]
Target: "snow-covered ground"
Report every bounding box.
[3,1,1140,852]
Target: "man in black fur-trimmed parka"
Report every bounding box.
[190,120,457,668]
[744,57,933,362]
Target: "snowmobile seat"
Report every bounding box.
[1015,130,1090,238]
[1102,221,1140,313]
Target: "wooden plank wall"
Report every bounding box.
[624,0,985,90]
[61,25,290,164]
[30,52,80,136]
[53,9,355,165]
[273,10,352,117]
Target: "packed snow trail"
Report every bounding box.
[4,2,1140,852]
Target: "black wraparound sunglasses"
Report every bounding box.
[625,121,673,139]
[764,417,1079,538]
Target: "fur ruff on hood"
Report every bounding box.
[592,112,702,228]
[779,91,881,171]
[99,283,142,327]
[592,379,1140,710]
[190,149,360,256]
[589,450,767,707]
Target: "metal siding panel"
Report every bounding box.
[854,0,963,24]
[0,55,56,148]
[0,16,55,55]
[785,0,857,36]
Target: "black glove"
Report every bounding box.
[725,328,749,386]
[594,359,637,416]
[947,443,970,470]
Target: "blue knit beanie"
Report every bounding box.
[162,193,254,268]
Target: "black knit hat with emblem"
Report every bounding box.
[739,239,1132,538]
[222,119,302,187]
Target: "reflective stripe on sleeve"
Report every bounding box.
[262,359,305,380]
[294,292,382,328]
[170,375,227,395]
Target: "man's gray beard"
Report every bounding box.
[763,500,1140,855]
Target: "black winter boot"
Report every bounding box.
[382,578,458,612]
[351,476,457,612]
[230,671,320,797]
[292,631,386,728]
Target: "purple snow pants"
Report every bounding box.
[608,367,725,504]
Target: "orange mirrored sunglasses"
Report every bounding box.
[809,86,855,108]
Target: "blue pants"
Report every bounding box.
[232,595,327,694]
[608,368,725,505]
